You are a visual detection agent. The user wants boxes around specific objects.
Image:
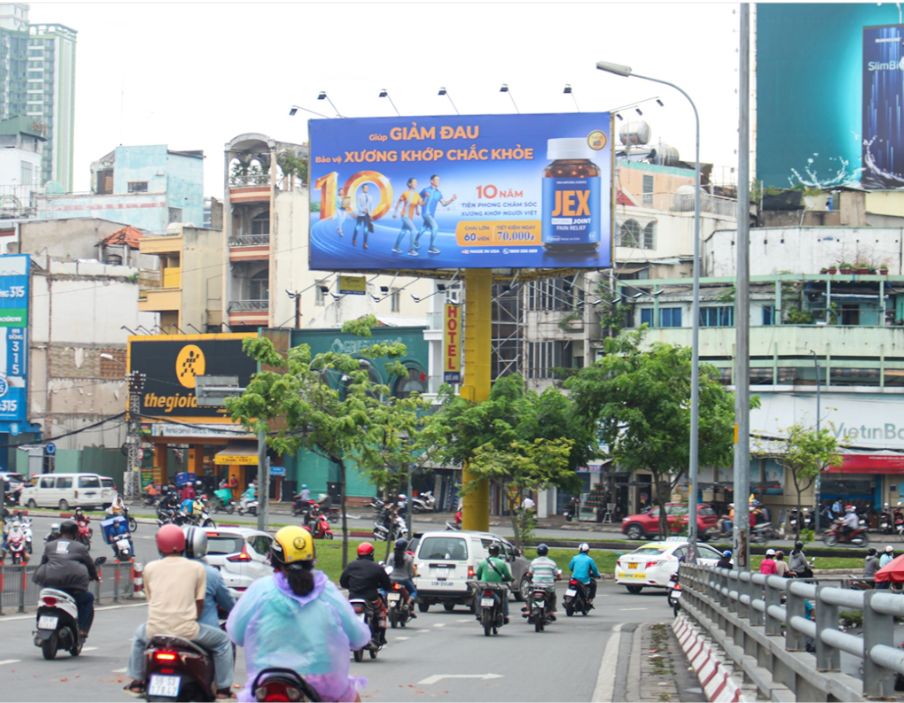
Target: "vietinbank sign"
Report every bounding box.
[308,113,612,271]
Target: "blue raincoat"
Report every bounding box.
[227,570,370,702]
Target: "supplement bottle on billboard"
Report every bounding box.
[541,137,601,252]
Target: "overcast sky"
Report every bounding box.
[30,1,742,197]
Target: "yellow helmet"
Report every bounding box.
[270,526,315,565]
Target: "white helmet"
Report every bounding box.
[579,542,590,553]
[181,525,209,560]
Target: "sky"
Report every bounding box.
[28,1,743,198]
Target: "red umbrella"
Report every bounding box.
[874,553,904,583]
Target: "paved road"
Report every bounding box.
[0,579,679,702]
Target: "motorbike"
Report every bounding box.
[801,508,813,531]
[144,634,217,701]
[188,502,216,529]
[667,572,682,615]
[33,556,106,660]
[308,509,333,540]
[156,506,188,527]
[73,510,93,548]
[895,509,904,536]
[750,521,780,544]
[386,581,412,629]
[823,520,870,547]
[410,491,436,513]
[562,577,593,617]
[250,668,321,702]
[210,488,236,515]
[526,584,555,632]
[348,598,383,661]
[101,514,134,562]
[6,521,29,564]
[237,496,258,517]
[476,582,508,636]
[880,510,894,535]
[373,509,407,542]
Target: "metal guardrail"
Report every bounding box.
[0,561,137,616]
[679,563,904,700]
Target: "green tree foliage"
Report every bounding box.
[226,318,426,568]
[419,374,591,547]
[566,332,737,540]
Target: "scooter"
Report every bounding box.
[880,510,894,535]
[526,584,555,632]
[372,510,407,542]
[101,514,134,562]
[6,521,29,564]
[823,520,870,547]
[410,491,436,513]
[237,498,258,517]
[308,509,333,540]
[250,668,321,702]
[386,582,412,628]
[211,488,236,515]
[73,510,93,548]
[33,556,106,660]
[476,582,508,636]
[750,521,780,544]
[144,635,216,701]
[562,577,593,617]
[348,598,382,661]
[667,572,682,616]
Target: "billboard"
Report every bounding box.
[0,254,28,423]
[128,334,256,421]
[309,113,612,270]
[757,3,904,190]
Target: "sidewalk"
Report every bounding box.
[622,621,707,702]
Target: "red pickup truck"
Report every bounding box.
[621,503,719,541]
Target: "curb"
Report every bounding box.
[673,614,746,703]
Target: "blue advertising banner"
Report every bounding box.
[862,24,904,189]
[0,254,29,423]
[309,113,612,270]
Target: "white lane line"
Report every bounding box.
[433,622,446,628]
[592,623,623,703]
[0,659,21,666]
[394,636,410,642]
[82,646,98,652]
[0,601,147,623]
[456,618,471,623]
[619,607,647,611]
[112,667,128,673]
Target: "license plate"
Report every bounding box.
[37,615,58,630]
[628,563,637,569]
[148,674,181,698]
[431,580,453,587]
[672,590,682,599]
[480,597,495,607]
[387,593,400,602]
[533,600,546,608]
[565,589,576,598]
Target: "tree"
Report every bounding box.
[566,332,737,541]
[766,424,841,540]
[419,374,591,548]
[226,316,426,568]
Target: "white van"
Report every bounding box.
[21,473,115,510]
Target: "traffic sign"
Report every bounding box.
[44,442,56,456]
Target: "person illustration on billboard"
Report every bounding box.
[352,183,375,250]
[392,177,422,255]
[335,186,351,237]
[413,174,457,255]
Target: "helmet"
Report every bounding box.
[794,541,804,551]
[182,525,208,560]
[156,524,186,555]
[537,543,549,557]
[49,523,60,535]
[868,548,877,556]
[887,545,895,553]
[271,526,315,566]
[846,504,856,512]
[765,548,776,556]
[59,520,78,538]
[722,550,732,558]
[488,543,501,557]
[394,538,408,550]
[579,542,590,553]
[357,542,375,558]
[398,494,407,500]
[301,484,308,489]
[195,480,202,486]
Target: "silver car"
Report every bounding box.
[203,527,274,593]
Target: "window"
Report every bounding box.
[391,288,401,313]
[762,305,776,326]
[78,475,100,488]
[206,535,244,555]
[619,219,641,247]
[418,536,468,560]
[251,212,269,235]
[248,535,272,556]
[643,221,656,249]
[168,207,182,224]
[315,281,326,307]
[640,308,654,327]
[250,270,269,302]
[527,277,578,312]
[56,477,72,489]
[20,161,33,186]
[841,304,860,325]
[642,175,654,206]
[700,306,734,327]
[127,181,148,193]
[39,476,53,488]
[527,340,574,379]
[660,308,682,327]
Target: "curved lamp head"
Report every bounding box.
[596,61,633,77]
[438,87,447,96]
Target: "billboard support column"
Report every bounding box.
[461,269,491,531]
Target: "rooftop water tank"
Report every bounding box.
[618,120,651,146]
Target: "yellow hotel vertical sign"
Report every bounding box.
[443,303,462,384]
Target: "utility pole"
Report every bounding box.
[733,2,752,569]
[126,370,146,500]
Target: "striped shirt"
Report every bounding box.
[530,556,558,586]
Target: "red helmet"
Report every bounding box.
[357,542,375,558]
[156,524,186,555]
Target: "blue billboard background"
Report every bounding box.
[0,254,29,423]
[757,3,904,190]
[308,113,612,270]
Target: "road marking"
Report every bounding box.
[0,659,20,666]
[0,601,147,623]
[418,673,503,685]
[619,607,647,611]
[456,618,471,623]
[394,636,410,641]
[433,622,446,627]
[113,667,128,673]
[82,646,98,652]
[592,623,623,702]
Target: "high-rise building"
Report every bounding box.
[0,4,75,191]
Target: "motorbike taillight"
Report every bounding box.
[392,583,401,591]
[153,650,178,663]
[352,604,365,614]
[255,683,300,702]
[483,590,494,598]
[569,578,579,587]
[41,596,58,607]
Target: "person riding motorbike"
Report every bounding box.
[227,526,369,702]
[32,520,100,641]
[526,543,558,620]
[124,525,234,698]
[789,541,812,578]
[182,525,234,627]
[568,543,600,605]
[717,549,733,570]
[339,542,392,647]
[45,522,62,543]
[387,538,418,619]
[840,505,859,539]
[106,491,126,516]
[474,543,513,623]
[864,548,880,578]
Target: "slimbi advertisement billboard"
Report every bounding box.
[308,113,612,271]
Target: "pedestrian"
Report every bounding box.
[832,498,843,518]
[759,548,777,575]
[773,550,790,577]
[864,548,880,578]
[880,545,895,568]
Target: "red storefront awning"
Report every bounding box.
[825,454,904,475]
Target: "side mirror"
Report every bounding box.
[95,556,107,567]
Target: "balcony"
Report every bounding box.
[228,183,270,204]
[140,288,180,313]
[228,299,269,313]
[227,298,269,327]
[229,232,270,262]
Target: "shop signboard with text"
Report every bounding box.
[308,113,612,271]
[443,303,461,384]
[128,334,256,421]
[0,255,28,423]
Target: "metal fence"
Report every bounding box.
[0,561,137,616]
[679,563,904,701]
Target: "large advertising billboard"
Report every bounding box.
[757,3,904,190]
[0,254,28,423]
[128,334,256,421]
[309,113,612,270]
